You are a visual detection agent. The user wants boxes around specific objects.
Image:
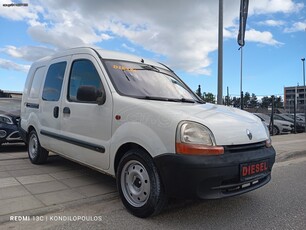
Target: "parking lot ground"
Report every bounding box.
[0,133,305,224]
[272,132,306,162]
[0,144,117,223]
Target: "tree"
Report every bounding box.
[274,96,283,108]
[203,92,216,104]
[232,97,240,108]
[249,93,258,108]
[224,95,231,106]
[259,96,283,109]
[261,96,272,108]
[243,92,251,107]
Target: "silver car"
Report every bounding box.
[254,113,293,135]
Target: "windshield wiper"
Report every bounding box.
[141,65,160,72]
[170,98,196,103]
[139,96,173,102]
[138,96,195,103]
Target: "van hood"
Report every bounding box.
[155,102,268,146]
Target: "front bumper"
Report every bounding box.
[154,146,275,199]
[0,124,22,144]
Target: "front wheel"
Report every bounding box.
[271,126,279,135]
[28,130,49,164]
[116,148,167,218]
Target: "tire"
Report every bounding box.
[116,148,167,218]
[272,126,279,135]
[28,130,49,164]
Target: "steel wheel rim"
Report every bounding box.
[121,160,151,207]
[29,134,38,159]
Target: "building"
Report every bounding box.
[284,86,306,113]
[0,90,22,99]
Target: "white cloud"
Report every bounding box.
[284,21,306,33]
[27,9,113,49]
[249,0,304,15]
[258,20,285,27]
[246,29,283,46]
[0,0,303,74]
[121,44,136,53]
[3,45,55,62]
[0,58,30,72]
[0,0,43,24]
[24,0,224,74]
[225,28,283,46]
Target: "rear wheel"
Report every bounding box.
[116,148,167,218]
[28,130,48,164]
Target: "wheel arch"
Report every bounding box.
[114,142,151,174]
[28,125,35,135]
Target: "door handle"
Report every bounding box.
[53,106,59,118]
[63,107,71,115]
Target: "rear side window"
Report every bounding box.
[68,59,103,102]
[29,67,45,99]
[42,62,66,101]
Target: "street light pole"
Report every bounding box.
[302,57,306,132]
[302,58,305,86]
[240,47,243,109]
[217,0,223,105]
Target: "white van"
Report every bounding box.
[20,47,276,217]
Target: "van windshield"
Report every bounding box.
[104,60,201,103]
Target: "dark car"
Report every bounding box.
[0,98,23,145]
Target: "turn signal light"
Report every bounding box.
[176,143,224,155]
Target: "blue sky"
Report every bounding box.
[0,0,306,99]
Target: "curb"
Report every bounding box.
[275,150,306,163]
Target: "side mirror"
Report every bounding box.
[76,85,106,105]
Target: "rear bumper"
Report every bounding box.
[154,146,275,199]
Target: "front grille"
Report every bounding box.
[10,132,20,138]
[223,141,266,153]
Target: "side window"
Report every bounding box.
[42,62,66,101]
[68,59,103,103]
[29,66,46,99]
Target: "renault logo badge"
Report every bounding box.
[246,129,252,140]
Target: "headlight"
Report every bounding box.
[263,122,272,147]
[0,114,13,125]
[176,121,224,155]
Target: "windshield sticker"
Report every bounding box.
[113,65,136,72]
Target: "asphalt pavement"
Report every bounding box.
[0,133,305,225]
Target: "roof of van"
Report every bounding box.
[34,47,169,70]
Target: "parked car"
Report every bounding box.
[0,98,23,145]
[254,113,293,135]
[273,114,305,133]
[20,47,276,218]
[284,113,305,122]
[296,113,305,122]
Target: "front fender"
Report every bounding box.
[108,122,172,175]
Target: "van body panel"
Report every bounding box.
[20,47,276,216]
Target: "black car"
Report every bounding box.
[0,98,23,145]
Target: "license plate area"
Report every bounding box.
[240,160,269,181]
